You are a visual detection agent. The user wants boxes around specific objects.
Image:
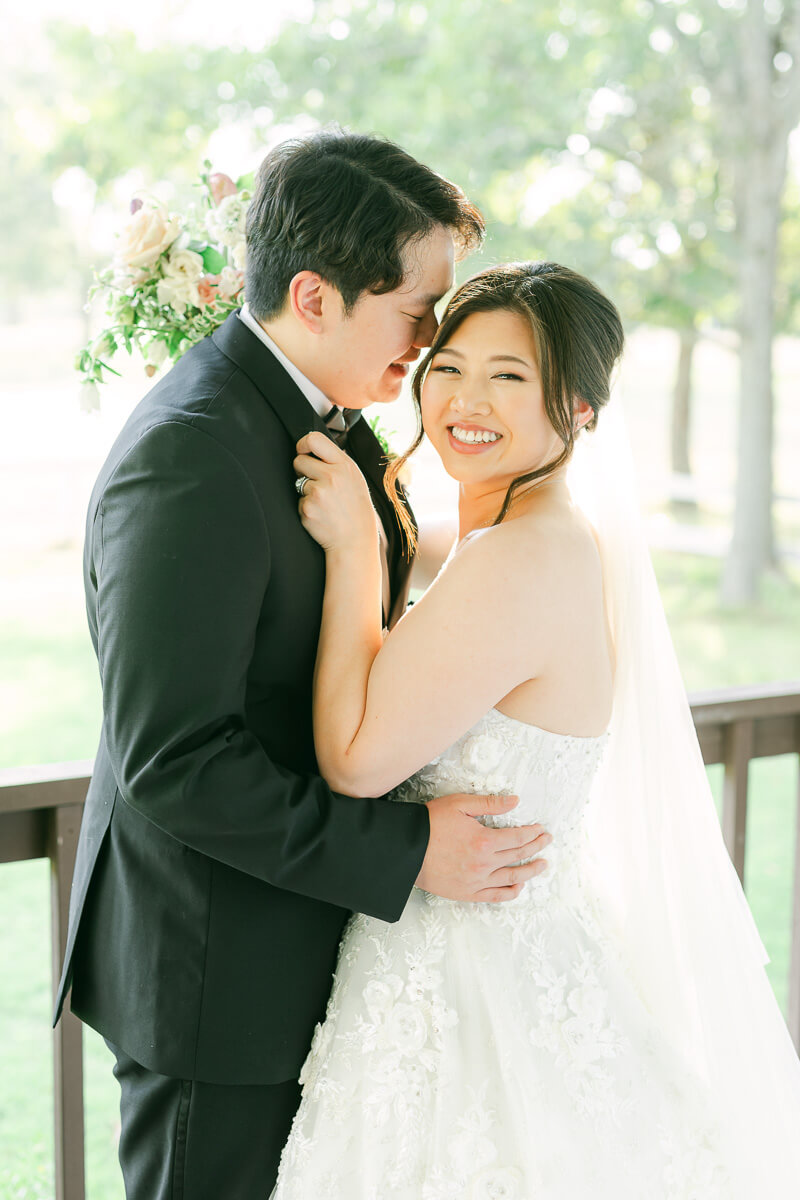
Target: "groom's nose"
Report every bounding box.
[412,307,440,350]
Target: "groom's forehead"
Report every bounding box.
[395,234,455,302]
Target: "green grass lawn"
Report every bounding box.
[1,548,798,1198]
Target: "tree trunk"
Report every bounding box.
[669,326,697,513]
[720,153,783,607]
[720,8,791,608]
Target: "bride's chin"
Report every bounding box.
[437,458,504,485]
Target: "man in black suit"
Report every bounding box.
[55,131,551,1199]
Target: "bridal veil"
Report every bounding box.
[569,397,800,1192]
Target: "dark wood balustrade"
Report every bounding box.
[1,681,799,1200]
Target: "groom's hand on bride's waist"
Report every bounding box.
[416,793,552,904]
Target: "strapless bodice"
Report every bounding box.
[392,706,608,834]
[392,707,609,911]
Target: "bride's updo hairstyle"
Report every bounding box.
[385,261,624,553]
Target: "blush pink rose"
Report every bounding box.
[209,173,238,206]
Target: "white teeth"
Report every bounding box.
[451,426,500,445]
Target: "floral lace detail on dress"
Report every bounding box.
[272,708,734,1200]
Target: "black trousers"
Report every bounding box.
[106,1040,302,1200]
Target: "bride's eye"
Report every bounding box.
[431,364,460,374]
[494,372,524,381]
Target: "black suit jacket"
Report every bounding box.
[54,311,429,1084]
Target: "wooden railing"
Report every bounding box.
[1,681,799,1200]
[1,760,90,1200]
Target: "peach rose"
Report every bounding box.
[196,276,218,305]
[115,202,181,271]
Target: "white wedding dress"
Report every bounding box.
[271,706,742,1199]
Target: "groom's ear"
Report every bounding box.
[287,271,345,336]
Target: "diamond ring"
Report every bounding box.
[295,475,309,497]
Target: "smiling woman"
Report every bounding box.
[385,261,624,549]
[273,259,800,1199]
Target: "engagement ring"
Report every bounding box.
[295,476,309,497]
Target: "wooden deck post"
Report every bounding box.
[722,719,754,884]
[49,803,85,1200]
[789,739,800,1052]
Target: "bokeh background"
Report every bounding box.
[2,1,799,1195]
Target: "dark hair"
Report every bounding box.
[386,261,625,554]
[244,128,485,319]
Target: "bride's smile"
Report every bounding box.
[421,308,570,491]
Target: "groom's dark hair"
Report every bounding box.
[245,128,484,319]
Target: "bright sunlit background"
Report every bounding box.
[2,1,799,1195]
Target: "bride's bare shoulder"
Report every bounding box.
[454,508,601,588]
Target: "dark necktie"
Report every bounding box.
[324,405,360,447]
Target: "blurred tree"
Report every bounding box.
[255,0,800,604]
[7,4,800,605]
[0,140,72,322]
[7,24,262,321]
[653,1,800,604]
[41,24,255,187]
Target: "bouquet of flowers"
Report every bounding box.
[76,165,252,410]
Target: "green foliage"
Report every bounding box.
[6,2,799,345]
[252,0,761,334]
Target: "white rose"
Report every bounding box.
[217,266,244,299]
[471,1167,523,1199]
[156,276,196,316]
[115,202,181,270]
[206,194,248,247]
[386,1003,428,1056]
[162,247,204,283]
[231,239,247,271]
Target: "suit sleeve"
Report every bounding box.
[93,417,429,922]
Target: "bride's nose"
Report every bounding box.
[448,379,491,419]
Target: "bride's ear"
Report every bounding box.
[573,397,593,435]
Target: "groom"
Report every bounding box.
[54,130,551,1199]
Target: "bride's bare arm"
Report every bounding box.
[295,432,557,797]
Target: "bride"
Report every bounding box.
[273,262,800,1197]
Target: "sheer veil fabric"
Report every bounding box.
[570,396,800,1190]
